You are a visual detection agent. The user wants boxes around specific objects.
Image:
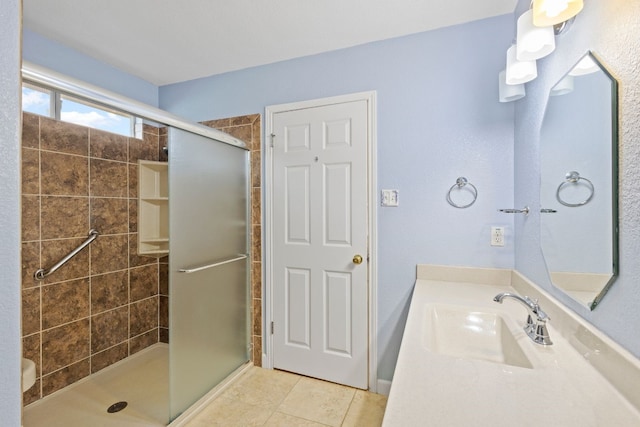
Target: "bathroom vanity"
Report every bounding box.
[382,265,640,426]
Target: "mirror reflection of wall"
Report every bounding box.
[540,52,618,310]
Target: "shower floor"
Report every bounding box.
[23,343,170,427]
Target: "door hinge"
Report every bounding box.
[270,133,275,148]
[270,321,274,335]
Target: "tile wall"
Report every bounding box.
[201,114,262,366]
[21,113,168,405]
[20,111,261,407]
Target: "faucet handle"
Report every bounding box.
[523,296,550,322]
[531,301,550,322]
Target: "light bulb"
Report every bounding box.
[543,0,569,18]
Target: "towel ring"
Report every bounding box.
[447,177,478,209]
[556,171,594,207]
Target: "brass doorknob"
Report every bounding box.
[352,255,363,265]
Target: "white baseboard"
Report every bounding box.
[376,379,392,396]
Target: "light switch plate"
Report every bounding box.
[381,189,399,207]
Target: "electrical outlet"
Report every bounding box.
[381,189,399,207]
[491,226,505,247]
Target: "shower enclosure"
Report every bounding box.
[21,63,251,426]
[168,128,250,420]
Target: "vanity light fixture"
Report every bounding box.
[499,70,525,102]
[532,0,583,27]
[506,44,537,85]
[549,74,574,96]
[498,1,584,103]
[517,9,555,61]
[568,55,600,76]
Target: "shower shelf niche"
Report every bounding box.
[138,160,169,256]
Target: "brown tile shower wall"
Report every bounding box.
[21,113,168,405]
[201,114,262,367]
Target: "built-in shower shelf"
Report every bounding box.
[138,160,169,256]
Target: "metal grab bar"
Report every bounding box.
[178,254,248,274]
[34,229,99,281]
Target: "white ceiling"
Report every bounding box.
[23,0,516,86]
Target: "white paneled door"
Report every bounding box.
[271,99,369,389]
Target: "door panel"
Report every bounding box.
[324,163,352,245]
[168,128,249,420]
[286,267,311,348]
[272,100,368,389]
[285,166,311,244]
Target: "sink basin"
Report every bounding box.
[423,304,533,369]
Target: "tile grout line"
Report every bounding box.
[339,389,358,427]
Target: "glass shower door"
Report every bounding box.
[168,127,249,420]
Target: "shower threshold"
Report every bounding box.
[24,343,169,427]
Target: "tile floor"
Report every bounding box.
[23,344,386,427]
[183,367,387,427]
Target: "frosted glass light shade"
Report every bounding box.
[533,0,583,27]
[550,74,574,96]
[506,45,537,85]
[569,55,599,76]
[517,9,555,61]
[499,70,525,102]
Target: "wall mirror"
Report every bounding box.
[539,51,619,310]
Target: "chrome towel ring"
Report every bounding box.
[446,177,478,209]
[556,171,594,207]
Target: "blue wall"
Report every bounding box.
[160,15,516,382]
[513,0,640,359]
[1,0,24,423]
[23,29,159,107]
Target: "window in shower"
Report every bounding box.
[22,83,53,116]
[21,82,139,137]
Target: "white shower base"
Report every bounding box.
[24,343,169,427]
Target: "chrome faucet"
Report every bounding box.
[493,292,553,345]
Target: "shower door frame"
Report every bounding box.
[167,127,251,421]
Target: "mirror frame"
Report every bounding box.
[540,51,619,310]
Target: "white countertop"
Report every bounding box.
[382,266,640,427]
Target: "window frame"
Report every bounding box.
[22,81,139,138]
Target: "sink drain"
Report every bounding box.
[107,401,128,413]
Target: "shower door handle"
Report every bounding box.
[178,254,248,274]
